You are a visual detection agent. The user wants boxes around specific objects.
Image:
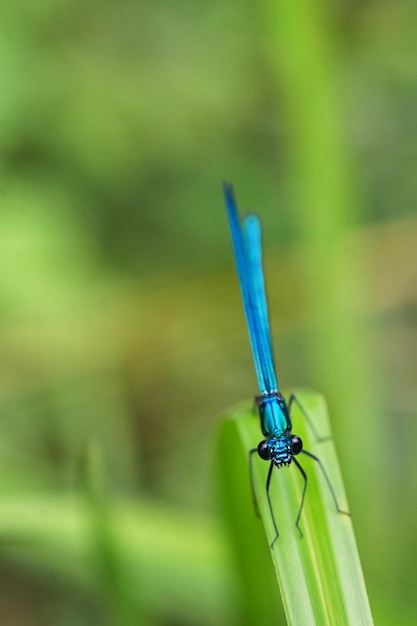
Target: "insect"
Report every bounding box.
[223,182,349,546]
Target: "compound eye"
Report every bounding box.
[257,440,271,460]
[290,435,303,455]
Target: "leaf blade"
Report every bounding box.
[217,389,374,626]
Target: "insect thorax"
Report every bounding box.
[256,391,290,439]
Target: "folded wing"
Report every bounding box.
[223,183,278,393]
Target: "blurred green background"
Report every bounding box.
[0,0,416,624]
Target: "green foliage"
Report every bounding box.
[218,391,373,625]
[0,0,416,624]
[0,492,239,625]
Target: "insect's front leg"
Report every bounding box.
[265,461,280,547]
[248,448,260,517]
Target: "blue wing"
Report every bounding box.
[223,183,278,393]
[243,213,274,362]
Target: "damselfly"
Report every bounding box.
[223,183,349,546]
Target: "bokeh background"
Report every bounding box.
[0,1,416,624]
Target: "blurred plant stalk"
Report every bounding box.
[258,0,379,502]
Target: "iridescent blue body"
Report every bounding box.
[223,183,301,468]
[223,183,349,544]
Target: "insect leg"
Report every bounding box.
[292,457,307,538]
[288,393,331,442]
[301,449,351,516]
[266,461,280,548]
[248,448,261,517]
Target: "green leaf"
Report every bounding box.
[83,441,145,626]
[217,389,374,626]
[0,494,239,626]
